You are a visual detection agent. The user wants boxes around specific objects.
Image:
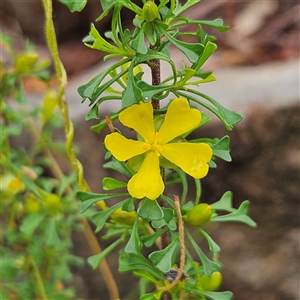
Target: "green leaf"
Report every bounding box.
[134,270,159,284]
[141,227,168,247]
[57,173,77,197]
[135,49,177,84]
[137,198,164,221]
[104,160,132,178]
[77,191,128,213]
[125,216,142,253]
[210,136,232,162]
[121,197,135,212]
[186,231,220,276]
[144,22,157,46]
[91,199,128,232]
[140,290,163,300]
[151,208,177,230]
[197,18,230,32]
[88,238,123,269]
[211,191,235,212]
[85,102,99,120]
[58,0,87,12]
[78,57,130,102]
[46,219,61,246]
[96,0,115,21]
[122,60,143,107]
[137,80,172,102]
[173,0,200,16]
[20,213,45,237]
[198,228,220,253]
[148,237,179,273]
[182,89,243,130]
[102,177,127,190]
[131,26,147,54]
[193,41,217,71]
[159,27,203,63]
[187,289,233,300]
[213,200,257,228]
[119,251,163,280]
[78,71,106,101]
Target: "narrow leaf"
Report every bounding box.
[46,219,61,246]
[119,252,163,280]
[198,228,220,253]
[91,199,128,232]
[186,231,220,276]
[77,191,128,213]
[88,238,123,269]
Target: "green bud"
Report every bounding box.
[198,271,222,291]
[44,194,62,216]
[183,203,212,226]
[111,208,138,225]
[141,1,159,22]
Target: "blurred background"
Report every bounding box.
[1,0,299,299]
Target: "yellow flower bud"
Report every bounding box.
[183,203,212,226]
[43,194,62,216]
[141,1,160,22]
[198,271,222,291]
[111,208,138,225]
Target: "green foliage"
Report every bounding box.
[1,33,83,299]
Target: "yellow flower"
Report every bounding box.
[104,98,212,200]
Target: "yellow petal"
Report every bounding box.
[127,151,164,200]
[161,142,212,178]
[104,132,147,161]
[119,101,155,142]
[158,98,201,144]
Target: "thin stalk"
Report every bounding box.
[29,255,48,300]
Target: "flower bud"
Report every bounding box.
[183,203,212,226]
[111,208,138,225]
[43,194,62,216]
[198,271,222,291]
[141,1,160,22]
[14,52,39,73]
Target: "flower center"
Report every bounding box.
[143,132,162,156]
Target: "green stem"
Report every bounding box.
[29,255,48,300]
